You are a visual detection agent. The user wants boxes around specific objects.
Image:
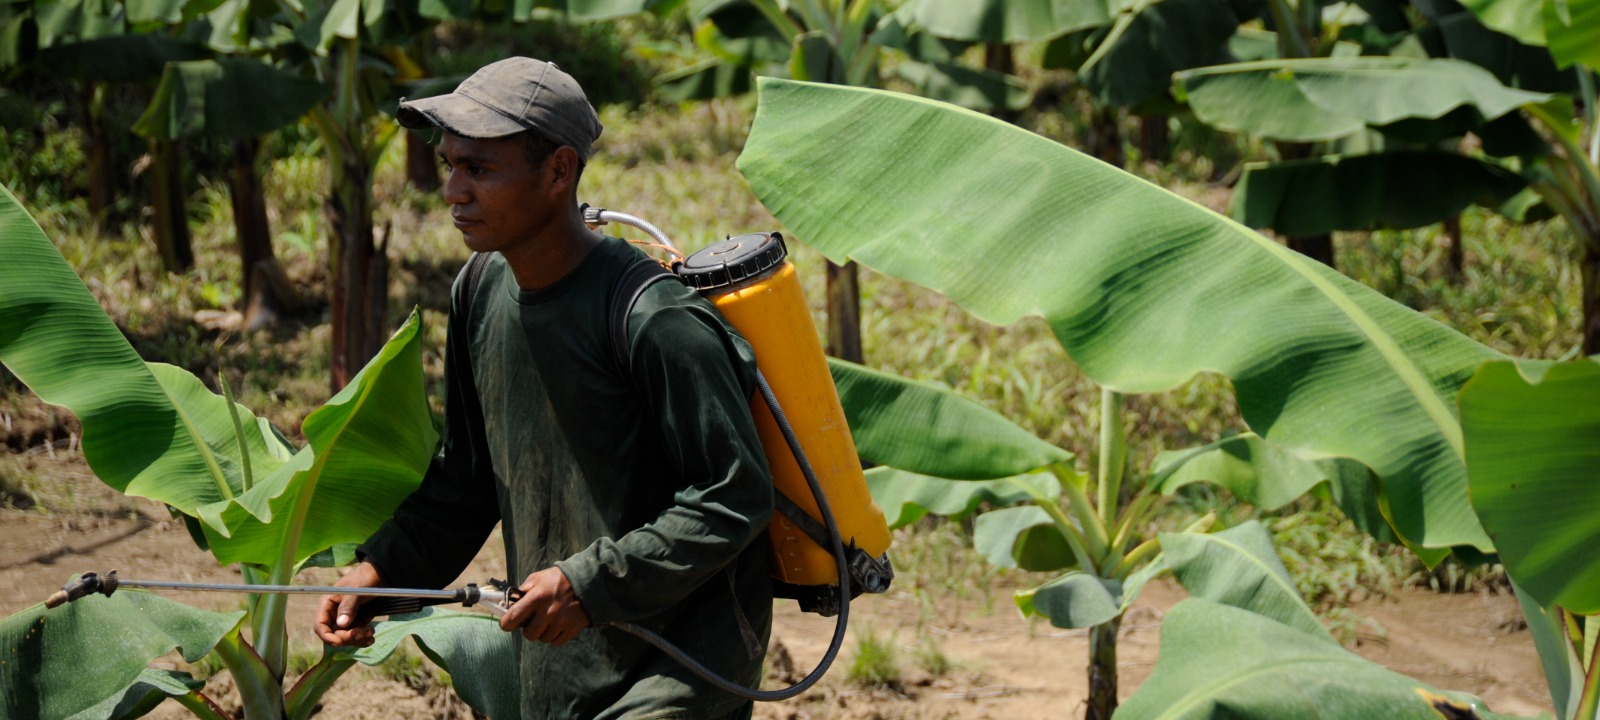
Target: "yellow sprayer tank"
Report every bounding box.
[676,233,893,612]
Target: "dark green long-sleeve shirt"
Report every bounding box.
[360,238,774,719]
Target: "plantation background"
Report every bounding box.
[0,6,1582,719]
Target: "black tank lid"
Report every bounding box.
[677,232,787,291]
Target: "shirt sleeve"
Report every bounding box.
[358,269,501,590]
[555,299,774,624]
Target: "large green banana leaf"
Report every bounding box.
[866,467,1061,528]
[356,609,519,719]
[1460,359,1600,614]
[1175,57,1549,142]
[738,78,1501,553]
[1075,0,1242,112]
[1153,433,1402,545]
[974,504,1075,570]
[68,669,203,720]
[901,0,1117,43]
[197,310,436,568]
[1113,599,1521,720]
[1461,0,1600,69]
[1015,557,1167,630]
[1230,151,1527,235]
[828,358,1070,479]
[1159,521,1328,639]
[132,57,329,140]
[1,590,243,720]
[0,183,289,519]
[35,35,209,84]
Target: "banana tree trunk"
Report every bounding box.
[230,137,298,329]
[985,42,1018,124]
[1087,104,1124,168]
[82,81,113,237]
[1086,616,1122,720]
[326,156,388,390]
[1138,114,1170,164]
[1441,214,1465,283]
[405,130,439,191]
[321,40,389,390]
[150,138,193,273]
[826,260,863,363]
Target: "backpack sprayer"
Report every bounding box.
[45,205,894,703]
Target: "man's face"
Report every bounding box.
[438,133,553,254]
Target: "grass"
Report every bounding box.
[846,624,901,688]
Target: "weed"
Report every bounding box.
[913,633,955,678]
[285,642,322,677]
[846,625,900,688]
[0,455,36,509]
[1270,504,1412,611]
[378,645,439,694]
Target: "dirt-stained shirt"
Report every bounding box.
[360,237,774,720]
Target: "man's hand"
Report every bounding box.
[314,561,385,648]
[501,567,590,646]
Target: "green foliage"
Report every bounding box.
[1269,508,1410,612]
[738,77,1501,556]
[0,589,243,720]
[846,624,901,688]
[1461,358,1600,613]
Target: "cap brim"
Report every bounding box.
[396,93,527,138]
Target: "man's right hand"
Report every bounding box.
[314,561,385,647]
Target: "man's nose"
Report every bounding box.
[442,168,468,205]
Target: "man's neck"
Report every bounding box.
[501,211,604,291]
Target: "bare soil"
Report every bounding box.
[0,450,1553,719]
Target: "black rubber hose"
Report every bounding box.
[612,370,853,702]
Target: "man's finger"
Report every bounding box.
[336,594,362,629]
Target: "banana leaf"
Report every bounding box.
[903,0,1115,43]
[0,182,289,520]
[1160,521,1328,639]
[866,467,1061,528]
[0,589,243,720]
[196,310,436,569]
[1115,599,1522,719]
[1460,0,1600,70]
[1229,151,1527,235]
[35,34,209,84]
[738,79,1501,554]
[973,504,1075,570]
[133,57,328,140]
[1460,358,1600,614]
[1176,56,1550,142]
[1077,0,1243,112]
[829,358,1071,479]
[893,59,1031,113]
[356,609,519,719]
[68,669,203,720]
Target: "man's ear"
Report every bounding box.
[546,146,582,196]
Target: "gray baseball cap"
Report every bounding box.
[396,57,603,160]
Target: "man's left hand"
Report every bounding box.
[501,566,591,645]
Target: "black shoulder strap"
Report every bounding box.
[462,251,492,324]
[609,257,681,379]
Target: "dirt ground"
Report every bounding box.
[0,449,1554,720]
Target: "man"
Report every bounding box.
[314,57,775,720]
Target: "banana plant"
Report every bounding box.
[746,77,1513,716]
[1174,0,1600,348]
[0,182,523,718]
[1111,357,1600,720]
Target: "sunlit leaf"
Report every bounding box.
[1461,358,1600,614]
[866,467,1059,528]
[740,79,1501,553]
[0,590,242,719]
[830,358,1071,479]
